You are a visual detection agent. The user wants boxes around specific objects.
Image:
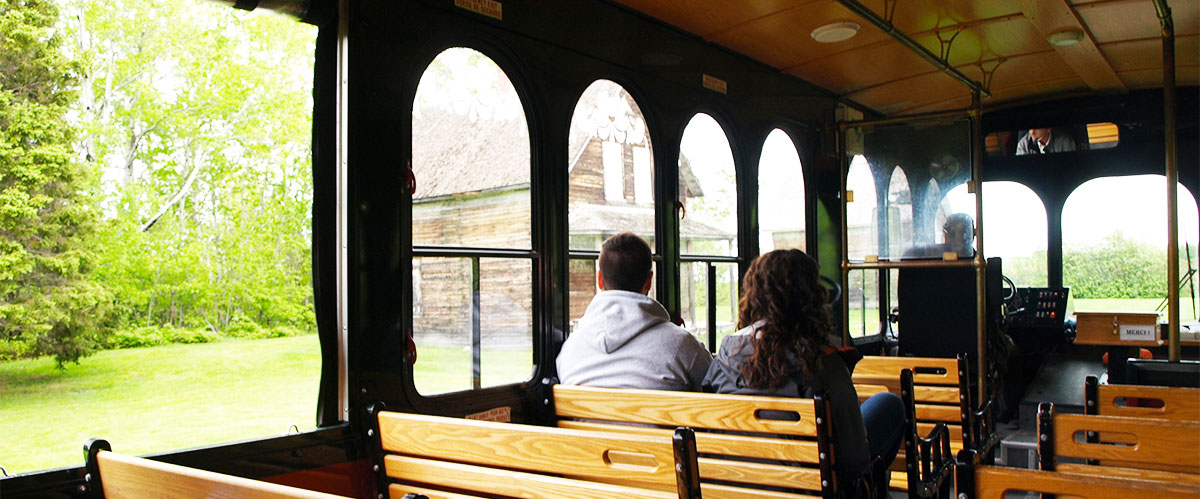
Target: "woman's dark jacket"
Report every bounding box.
[700,326,870,493]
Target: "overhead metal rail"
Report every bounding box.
[835,0,990,99]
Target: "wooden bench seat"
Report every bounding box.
[853,354,990,496]
[955,449,1200,499]
[1085,375,1200,421]
[1037,401,1200,475]
[369,407,700,499]
[552,384,861,499]
[83,439,352,499]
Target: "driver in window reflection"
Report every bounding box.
[1015,128,1076,155]
[904,213,975,259]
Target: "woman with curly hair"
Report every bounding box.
[702,249,903,494]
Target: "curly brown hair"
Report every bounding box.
[737,249,835,388]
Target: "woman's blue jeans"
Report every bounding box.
[861,391,905,467]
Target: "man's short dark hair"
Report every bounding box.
[599,232,652,292]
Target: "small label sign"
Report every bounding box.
[455,0,502,20]
[1119,324,1155,342]
[465,406,511,422]
[702,74,727,94]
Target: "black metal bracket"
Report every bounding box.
[812,391,837,499]
[366,402,390,499]
[672,427,701,499]
[1083,375,1100,464]
[955,449,978,499]
[1084,375,1100,416]
[1037,402,1055,472]
[534,376,559,425]
[83,438,111,498]
[902,369,955,498]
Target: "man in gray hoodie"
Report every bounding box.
[556,233,712,391]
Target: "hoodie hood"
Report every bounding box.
[574,290,671,353]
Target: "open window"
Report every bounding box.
[410,47,535,395]
[679,113,739,349]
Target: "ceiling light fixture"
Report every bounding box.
[811,22,861,43]
[1047,29,1085,47]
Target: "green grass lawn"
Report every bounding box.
[0,336,538,475]
[0,335,322,474]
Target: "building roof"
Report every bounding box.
[412,106,530,200]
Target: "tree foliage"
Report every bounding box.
[1064,232,1168,299]
[0,0,111,365]
[64,0,317,335]
[1,0,316,365]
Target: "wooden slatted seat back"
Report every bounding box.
[1085,375,1200,421]
[372,409,698,499]
[553,384,835,499]
[955,451,1200,499]
[83,439,351,499]
[853,355,968,448]
[1037,402,1200,474]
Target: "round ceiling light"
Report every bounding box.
[1047,29,1085,47]
[811,22,861,43]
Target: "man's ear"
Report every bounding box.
[596,269,605,291]
[640,271,654,295]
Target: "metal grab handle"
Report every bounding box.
[406,161,416,195]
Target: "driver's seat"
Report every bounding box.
[896,257,1003,360]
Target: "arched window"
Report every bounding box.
[945,181,1048,286]
[679,113,738,348]
[886,167,912,259]
[758,129,805,253]
[566,79,654,328]
[410,48,533,394]
[846,155,879,337]
[1063,176,1199,318]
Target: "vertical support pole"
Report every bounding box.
[838,124,851,346]
[707,262,717,349]
[1158,1,1181,362]
[334,0,351,424]
[471,257,482,390]
[971,89,987,399]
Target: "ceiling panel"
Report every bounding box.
[1101,35,1200,75]
[1118,65,1200,88]
[611,0,1188,115]
[955,17,1047,61]
[861,0,1022,33]
[787,41,934,94]
[612,0,817,39]
[707,2,893,70]
[846,71,971,115]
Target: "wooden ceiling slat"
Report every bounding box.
[707,2,893,70]
[614,0,1184,114]
[1017,0,1125,92]
[1101,34,1200,75]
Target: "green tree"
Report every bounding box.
[0,0,110,365]
[1064,232,1166,299]
[64,0,316,335]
